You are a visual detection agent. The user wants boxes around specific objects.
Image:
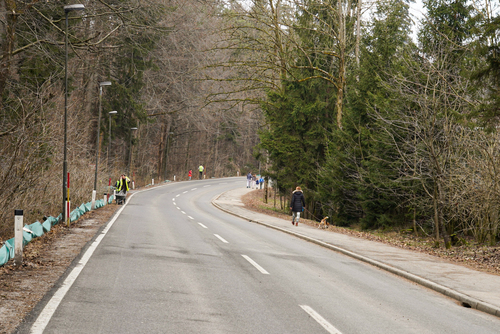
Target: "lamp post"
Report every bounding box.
[63,4,84,226]
[91,81,112,210]
[107,111,118,198]
[128,127,138,176]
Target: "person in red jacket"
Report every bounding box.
[188,170,192,180]
[289,186,306,226]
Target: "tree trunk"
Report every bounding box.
[335,0,346,129]
[433,184,440,241]
[436,182,451,248]
[0,0,18,100]
[355,0,361,68]
[157,122,165,179]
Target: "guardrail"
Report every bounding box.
[0,195,115,267]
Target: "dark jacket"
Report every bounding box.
[290,190,305,212]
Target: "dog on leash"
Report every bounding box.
[318,216,329,229]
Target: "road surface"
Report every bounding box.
[21,178,500,333]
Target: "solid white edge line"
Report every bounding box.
[198,223,208,228]
[241,255,270,275]
[299,305,342,334]
[30,193,135,334]
[214,234,229,243]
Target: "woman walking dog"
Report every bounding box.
[290,186,305,226]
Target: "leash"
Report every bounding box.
[303,207,323,222]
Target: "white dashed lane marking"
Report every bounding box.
[299,305,342,334]
[214,234,229,243]
[241,255,269,275]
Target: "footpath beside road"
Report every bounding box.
[212,187,500,318]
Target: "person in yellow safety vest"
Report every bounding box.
[115,174,131,193]
[198,165,204,180]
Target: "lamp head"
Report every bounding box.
[100,81,112,87]
[109,111,118,114]
[131,127,138,130]
[64,4,85,12]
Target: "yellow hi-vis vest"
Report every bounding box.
[199,165,204,172]
[117,177,130,191]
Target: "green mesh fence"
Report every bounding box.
[0,194,115,267]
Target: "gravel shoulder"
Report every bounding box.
[0,204,119,334]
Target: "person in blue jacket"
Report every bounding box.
[289,186,305,226]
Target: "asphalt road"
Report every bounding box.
[22,178,500,333]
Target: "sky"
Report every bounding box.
[409,0,426,40]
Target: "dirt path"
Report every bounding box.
[0,204,119,334]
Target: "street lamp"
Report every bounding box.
[62,4,84,226]
[107,111,118,198]
[91,81,112,210]
[128,127,138,176]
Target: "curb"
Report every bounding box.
[212,194,500,319]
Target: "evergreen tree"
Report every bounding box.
[318,0,414,228]
[470,3,500,127]
[259,77,335,211]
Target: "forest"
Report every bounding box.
[0,0,499,248]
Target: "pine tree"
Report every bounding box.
[259,77,335,212]
[318,0,414,228]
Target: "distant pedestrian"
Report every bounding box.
[198,165,204,179]
[255,177,259,189]
[114,174,131,205]
[252,174,257,189]
[259,176,264,189]
[247,172,252,188]
[290,186,305,226]
[114,174,131,193]
[188,170,192,180]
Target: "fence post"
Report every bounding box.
[66,172,71,227]
[91,189,97,210]
[14,210,23,266]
